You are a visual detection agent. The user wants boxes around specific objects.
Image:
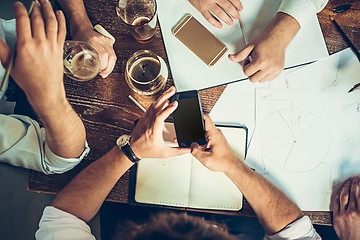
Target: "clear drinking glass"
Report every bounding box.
[116,0,157,43]
[63,41,101,81]
[125,50,168,95]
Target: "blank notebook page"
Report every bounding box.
[135,153,192,207]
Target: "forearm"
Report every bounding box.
[32,96,86,159]
[225,159,303,235]
[52,146,134,222]
[263,12,300,49]
[57,0,93,36]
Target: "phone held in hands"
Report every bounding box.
[170,90,207,148]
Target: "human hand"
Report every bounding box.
[228,12,300,83]
[72,28,116,78]
[190,115,240,173]
[228,29,285,83]
[130,86,191,159]
[0,0,67,109]
[188,0,243,28]
[333,177,360,240]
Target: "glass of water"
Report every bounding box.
[63,41,101,81]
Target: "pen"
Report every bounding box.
[0,1,35,91]
[348,82,360,93]
[329,16,360,93]
[329,16,360,61]
[128,95,147,112]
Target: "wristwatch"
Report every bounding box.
[116,134,140,163]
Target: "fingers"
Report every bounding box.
[40,0,57,41]
[357,178,360,209]
[166,146,191,157]
[202,11,222,28]
[191,142,210,159]
[153,86,176,110]
[229,0,243,11]
[155,101,178,124]
[203,115,217,132]
[0,38,12,68]
[219,0,240,19]
[211,4,233,25]
[334,190,340,215]
[14,2,31,44]
[229,45,254,62]
[30,0,46,39]
[99,45,117,78]
[349,178,360,210]
[56,10,66,45]
[339,181,351,212]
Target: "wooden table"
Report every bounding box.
[28,0,360,226]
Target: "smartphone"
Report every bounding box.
[172,14,228,67]
[170,90,207,148]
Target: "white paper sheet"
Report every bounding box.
[244,48,360,211]
[157,0,329,91]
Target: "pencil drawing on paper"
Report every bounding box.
[260,108,331,172]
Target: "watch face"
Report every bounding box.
[117,135,130,147]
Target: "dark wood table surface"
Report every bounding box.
[28,0,360,226]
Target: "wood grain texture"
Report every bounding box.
[28,0,360,225]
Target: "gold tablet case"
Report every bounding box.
[172,14,228,67]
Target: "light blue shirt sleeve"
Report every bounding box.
[278,0,328,27]
[36,206,95,240]
[268,216,322,240]
[0,114,90,174]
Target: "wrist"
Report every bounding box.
[71,23,94,40]
[129,138,144,160]
[113,146,135,168]
[29,94,70,118]
[224,156,246,177]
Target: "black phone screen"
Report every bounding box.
[172,96,205,144]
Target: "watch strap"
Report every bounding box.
[121,143,140,163]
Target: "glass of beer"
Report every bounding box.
[63,41,101,81]
[125,50,168,95]
[116,0,157,43]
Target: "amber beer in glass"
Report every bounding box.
[125,50,168,95]
[116,0,157,43]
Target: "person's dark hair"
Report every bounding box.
[113,212,239,240]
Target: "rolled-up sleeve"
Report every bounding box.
[278,0,328,28]
[0,114,89,174]
[268,216,321,240]
[36,206,95,240]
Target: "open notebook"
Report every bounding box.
[134,123,247,211]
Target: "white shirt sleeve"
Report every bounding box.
[36,206,95,240]
[268,216,322,240]
[278,0,328,28]
[0,114,90,174]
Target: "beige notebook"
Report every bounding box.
[135,123,247,211]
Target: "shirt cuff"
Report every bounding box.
[43,141,90,174]
[268,216,321,240]
[278,0,326,28]
[36,206,95,240]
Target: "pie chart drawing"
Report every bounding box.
[260,108,331,172]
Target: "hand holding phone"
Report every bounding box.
[170,90,207,148]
